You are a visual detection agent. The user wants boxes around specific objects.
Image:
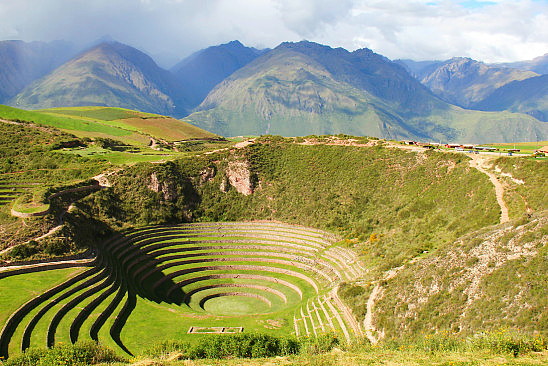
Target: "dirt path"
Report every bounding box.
[0,118,22,125]
[0,258,93,272]
[363,265,405,344]
[203,139,255,155]
[469,155,510,224]
[364,284,381,344]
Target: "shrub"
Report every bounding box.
[42,239,72,256]
[3,341,123,366]
[470,330,547,356]
[1,348,47,366]
[300,333,340,355]
[143,334,301,360]
[7,243,38,259]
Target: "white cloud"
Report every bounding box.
[0,0,546,63]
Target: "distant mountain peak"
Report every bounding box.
[417,56,538,108]
[277,40,340,53]
[170,40,266,108]
[9,40,190,116]
[224,40,244,47]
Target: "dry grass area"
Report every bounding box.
[109,349,548,366]
[118,117,218,141]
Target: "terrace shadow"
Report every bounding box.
[94,232,187,355]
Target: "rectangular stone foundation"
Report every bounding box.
[187,326,244,334]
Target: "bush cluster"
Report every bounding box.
[1,341,123,366]
[384,329,547,356]
[143,333,303,360]
[142,333,339,360]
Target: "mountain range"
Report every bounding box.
[1,39,547,142]
[397,57,547,122]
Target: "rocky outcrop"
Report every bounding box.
[223,160,254,195]
[198,166,216,185]
[148,172,177,201]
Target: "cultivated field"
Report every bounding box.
[0,222,363,358]
[37,107,218,142]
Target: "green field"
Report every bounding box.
[485,140,547,154]
[38,106,218,142]
[0,105,131,137]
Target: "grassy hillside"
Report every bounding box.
[0,105,131,137]
[66,138,544,343]
[0,119,108,254]
[369,152,547,340]
[374,215,546,339]
[0,105,218,146]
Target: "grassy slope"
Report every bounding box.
[0,119,109,254]
[1,137,545,357]
[39,106,218,141]
[0,105,130,136]
[373,152,547,339]
[489,157,548,219]
[0,268,84,327]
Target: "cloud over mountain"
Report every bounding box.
[0,0,546,65]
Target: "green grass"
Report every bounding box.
[37,107,143,121]
[1,137,545,363]
[1,105,219,148]
[60,146,186,164]
[0,268,84,327]
[0,105,131,137]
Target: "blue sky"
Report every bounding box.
[459,1,497,8]
[0,0,546,65]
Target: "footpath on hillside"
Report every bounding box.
[468,155,510,224]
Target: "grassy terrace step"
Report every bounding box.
[0,222,363,359]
